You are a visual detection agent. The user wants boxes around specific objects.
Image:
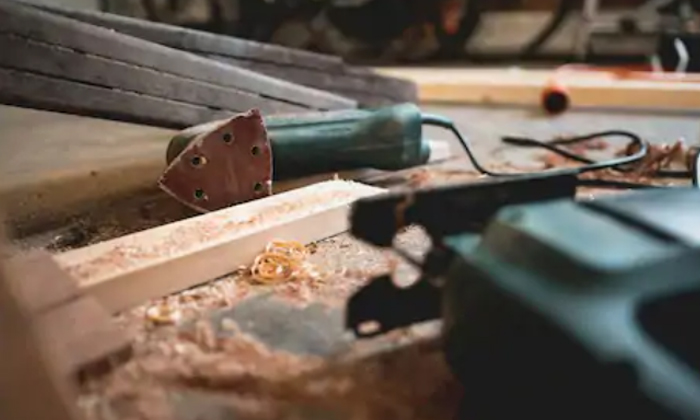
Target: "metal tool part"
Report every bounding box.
[346,175,700,419]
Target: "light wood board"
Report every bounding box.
[3,250,132,377]
[0,255,81,420]
[375,67,700,112]
[54,180,384,313]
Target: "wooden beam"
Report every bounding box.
[28,3,417,107]
[374,67,700,112]
[0,237,81,420]
[3,250,133,378]
[54,180,384,313]
[0,2,354,129]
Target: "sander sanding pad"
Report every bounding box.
[158,109,273,212]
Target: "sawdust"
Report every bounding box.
[160,332,460,420]
[73,158,672,420]
[59,184,376,283]
[12,188,193,253]
[83,311,458,420]
[79,228,437,420]
[536,138,694,189]
[403,167,482,188]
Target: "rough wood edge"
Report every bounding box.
[54,180,385,313]
[375,67,700,112]
[3,248,133,379]
[0,232,82,420]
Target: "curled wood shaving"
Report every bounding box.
[145,304,182,326]
[249,240,323,285]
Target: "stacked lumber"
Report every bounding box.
[28,3,418,107]
[0,1,417,129]
[0,1,351,128]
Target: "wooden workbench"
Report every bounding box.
[3,99,700,420]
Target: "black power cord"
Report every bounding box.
[519,0,576,59]
[422,114,700,190]
[693,149,700,187]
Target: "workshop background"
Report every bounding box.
[22,0,695,62]
[1,2,700,420]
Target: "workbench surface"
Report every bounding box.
[2,103,700,420]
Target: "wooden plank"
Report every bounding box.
[0,34,304,115]
[0,67,238,129]
[39,296,133,378]
[30,2,344,71]
[0,240,81,420]
[2,249,133,378]
[374,67,700,112]
[54,180,385,314]
[2,250,79,313]
[27,3,417,107]
[209,54,417,106]
[0,2,354,112]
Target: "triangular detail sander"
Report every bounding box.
[159,109,273,213]
[160,103,463,213]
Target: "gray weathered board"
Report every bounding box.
[0,1,354,129]
[25,2,418,107]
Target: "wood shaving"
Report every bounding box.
[249,240,322,285]
[616,138,697,175]
[537,137,696,187]
[145,304,182,326]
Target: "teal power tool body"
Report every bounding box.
[346,173,700,420]
[160,103,452,212]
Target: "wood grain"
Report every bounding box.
[0,34,304,114]
[27,3,417,107]
[0,246,81,420]
[375,67,700,112]
[31,2,343,70]
[0,1,354,119]
[54,180,385,313]
[0,66,234,129]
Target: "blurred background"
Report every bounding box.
[20,0,700,66]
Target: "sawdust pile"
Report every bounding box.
[160,323,461,420]
[82,231,456,420]
[81,317,460,420]
[60,184,372,283]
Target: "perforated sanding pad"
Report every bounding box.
[158,109,273,212]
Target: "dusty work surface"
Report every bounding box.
[3,102,700,419]
[78,228,455,420]
[4,102,700,246]
[0,105,175,233]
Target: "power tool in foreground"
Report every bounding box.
[346,173,700,420]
